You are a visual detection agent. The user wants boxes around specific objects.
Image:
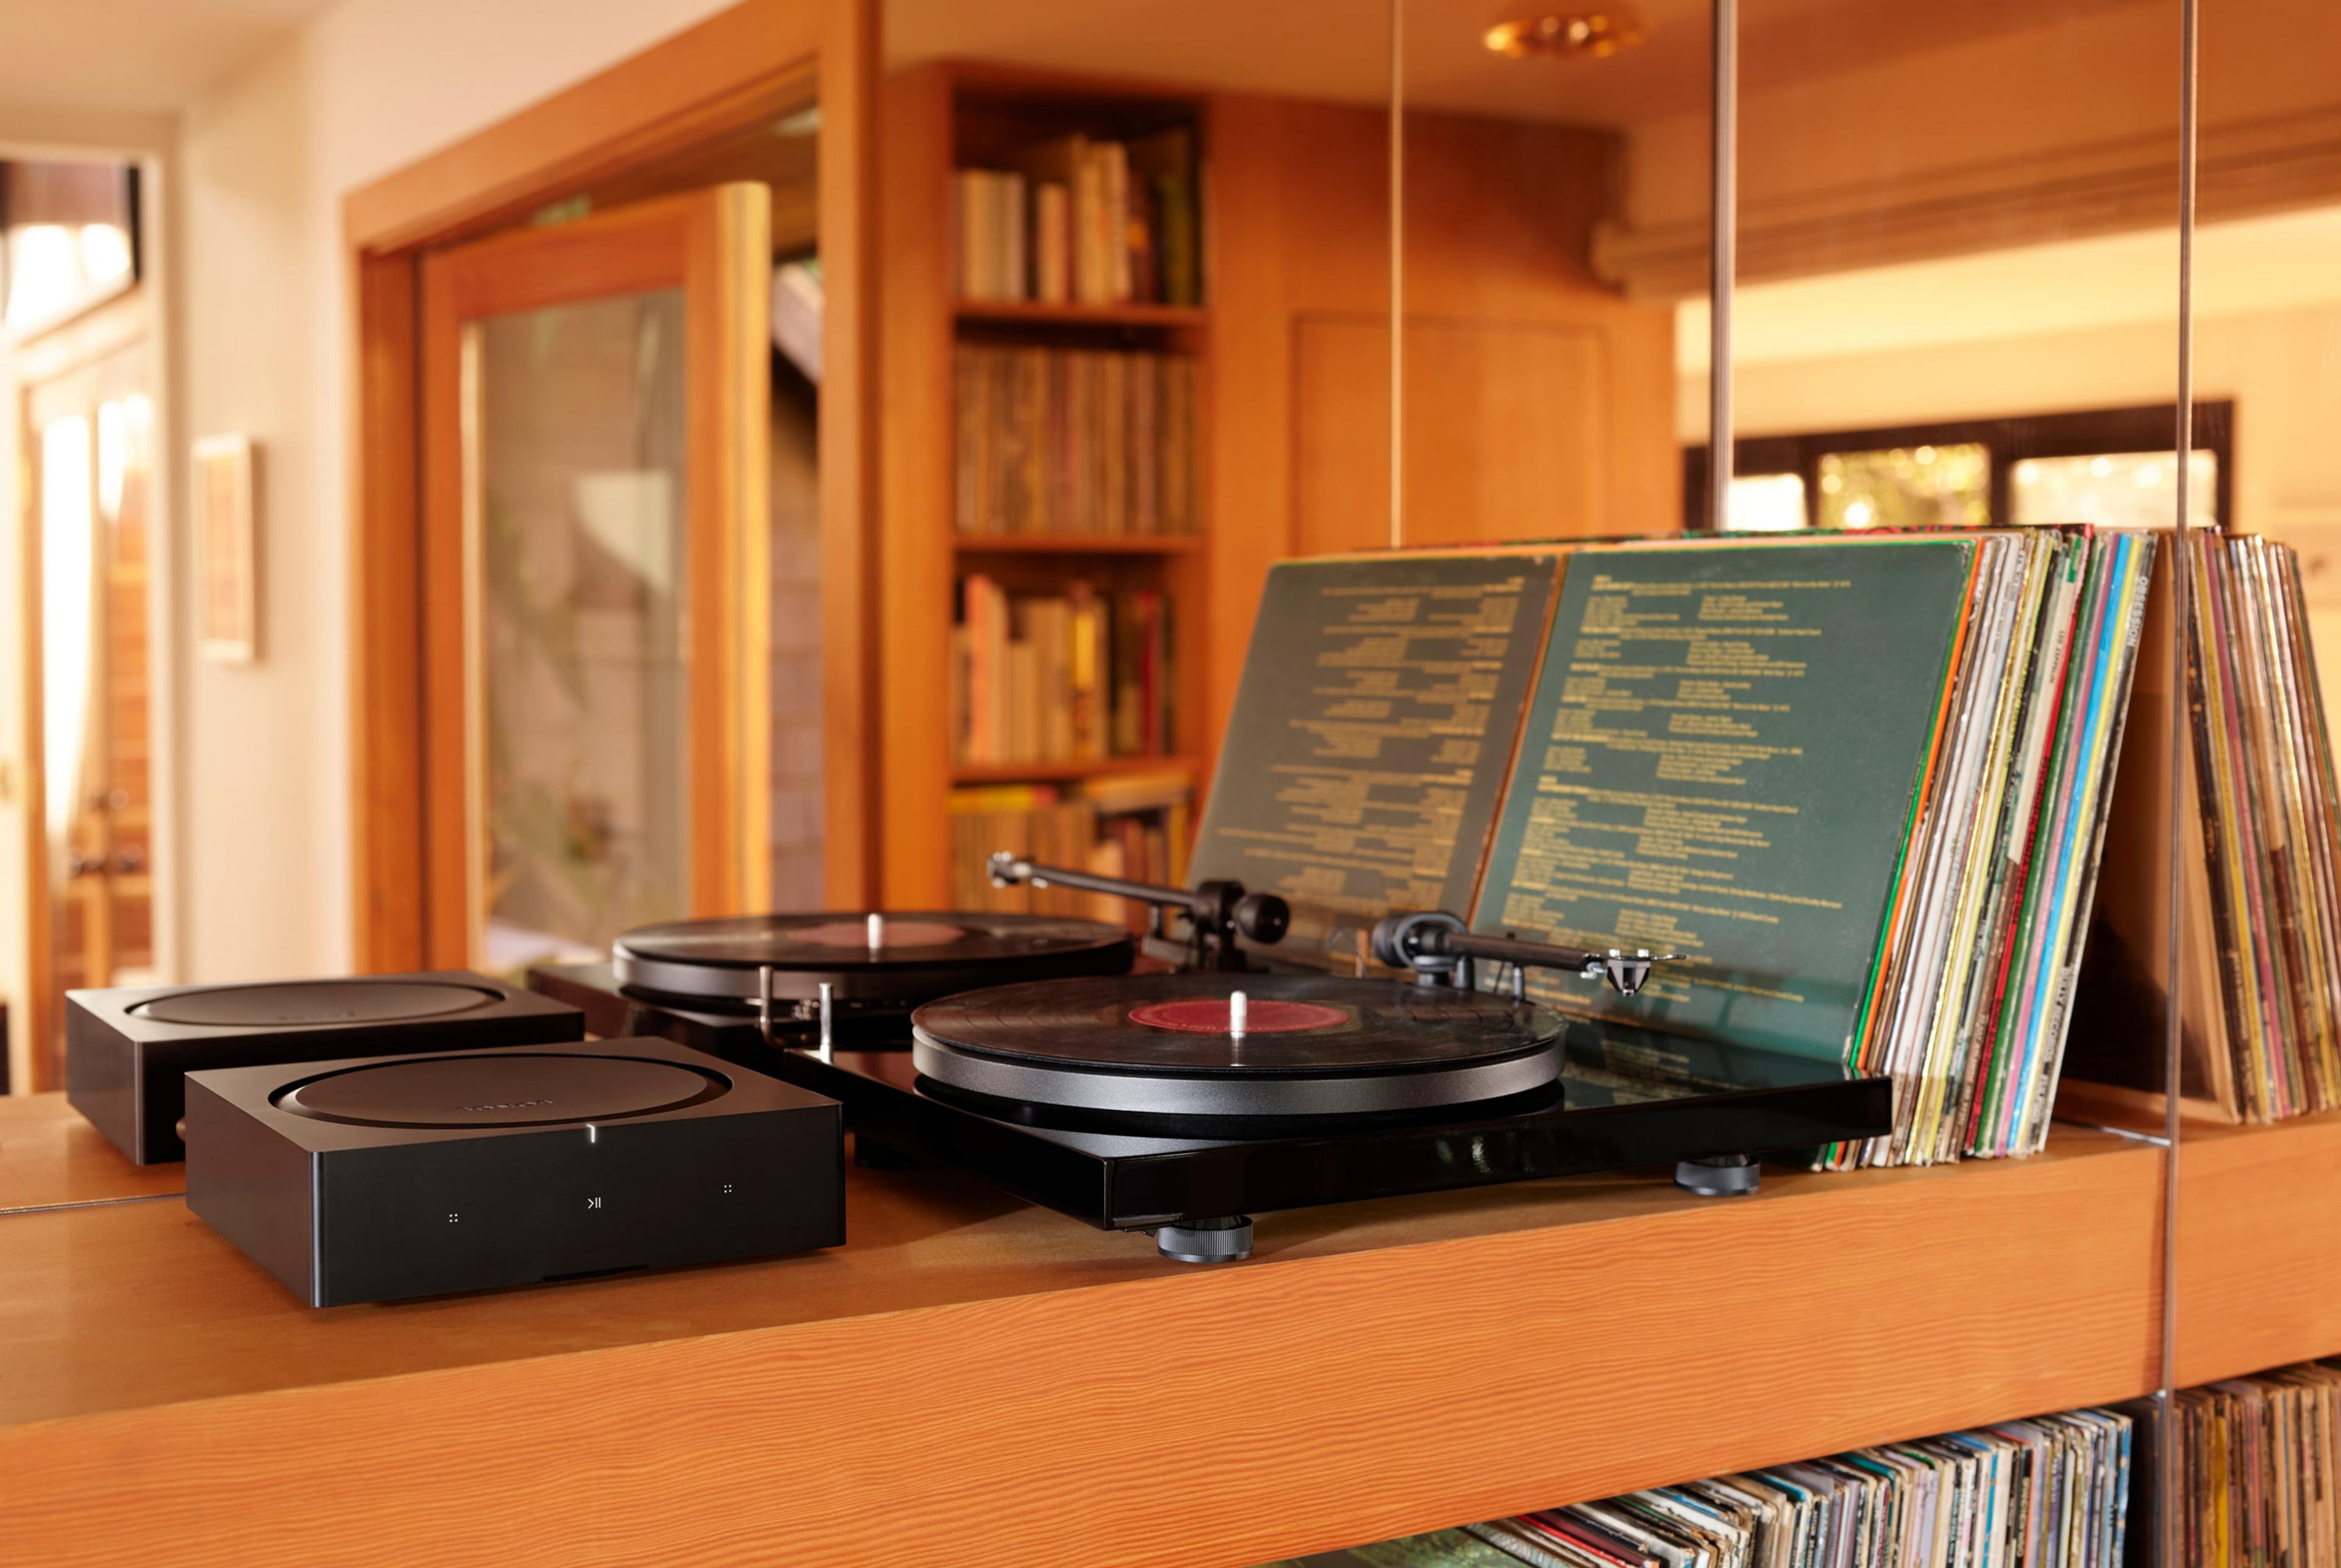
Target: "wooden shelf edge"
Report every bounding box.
[955,533,1203,556]
[953,299,1206,327]
[0,1127,2167,1568]
[2175,1105,2341,1386]
[952,755,1198,785]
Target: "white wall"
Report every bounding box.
[173,0,735,980]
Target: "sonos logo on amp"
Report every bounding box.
[457,1098,554,1112]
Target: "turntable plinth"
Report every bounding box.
[0,1090,2166,1568]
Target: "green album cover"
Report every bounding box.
[1190,554,1561,954]
[1471,538,1976,1061]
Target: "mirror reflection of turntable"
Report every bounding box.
[529,864,1889,1263]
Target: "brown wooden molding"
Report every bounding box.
[341,0,821,255]
[1597,102,2341,299]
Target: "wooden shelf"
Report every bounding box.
[952,754,1197,785]
[2176,1107,2341,1386]
[953,299,1206,327]
[0,1091,2167,1567]
[955,533,1203,556]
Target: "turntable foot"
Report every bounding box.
[1155,1216,1253,1264]
[1675,1155,1761,1196]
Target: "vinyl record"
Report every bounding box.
[613,910,1136,1008]
[911,973,1562,1119]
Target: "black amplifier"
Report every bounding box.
[67,971,584,1164]
[185,1038,844,1306]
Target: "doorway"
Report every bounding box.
[16,305,162,1086]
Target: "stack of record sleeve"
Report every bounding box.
[2175,1359,2341,1564]
[2180,533,2341,1121]
[2065,531,2341,1129]
[1269,1404,2137,1567]
[1838,529,2158,1164]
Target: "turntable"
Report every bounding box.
[532,866,1892,1264]
[533,859,1292,1058]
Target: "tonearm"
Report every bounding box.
[1370,910,1678,998]
[986,852,1290,972]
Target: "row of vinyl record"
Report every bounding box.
[2183,533,2341,1121]
[953,577,1174,767]
[953,125,1202,307]
[1275,1402,2139,1567]
[2070,530,2341,1130]
[953,343,1200,538]
[1837,529,2156,1166]
[1191,526,2341,1164]
[2175,1358,2341,1566]
[948,772,1192,932]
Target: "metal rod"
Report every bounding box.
[1706,0,1737,533]
[1388,0,1405,549]
[2160,1,2199,1563]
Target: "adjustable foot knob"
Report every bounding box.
[1155,1215,1253,1263]
[1676,1155,1761,1196]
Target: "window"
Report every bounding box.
[1685,403,2232,533]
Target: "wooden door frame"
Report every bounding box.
[12,291,149,1087]
[417,185,772,966]
[346,0,878,971]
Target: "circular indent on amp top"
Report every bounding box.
[130,980,501,1029]
[274,1053,728,1130]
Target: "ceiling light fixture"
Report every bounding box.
[1483,10,1647,60]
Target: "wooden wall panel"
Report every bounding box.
[1294,316,1609,558]
[1206,96,1677,753]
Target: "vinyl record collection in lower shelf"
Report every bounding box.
[1273,1400,2143,1568]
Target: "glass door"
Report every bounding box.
[420,187,772,972]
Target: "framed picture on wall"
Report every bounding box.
[193,433,257,662]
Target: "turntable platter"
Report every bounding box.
[613,911,1136,1009]
[910,973,1562,1119]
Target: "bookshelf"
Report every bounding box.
[879,62,1216,906]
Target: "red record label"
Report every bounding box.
[1127,998,1350,1035]
[790,919,968,948]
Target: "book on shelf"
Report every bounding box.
[957,123,1202,307]
[1267,1401,2139,1567]
[954,575,1172,768]
[1186,532,2163,1167]
[950,772,1192,932]
[954,342,1199,538]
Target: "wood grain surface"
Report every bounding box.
[0,1089,2164,1568]
[0,1092,183,1212]
[2174,1108,2341,1387]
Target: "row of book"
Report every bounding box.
[954,343,1200,538]
[949,772,1192,933]
[1275,1403,2137,1567]
[953,576,1173,767]
[2176,1359,2341,1565]
[953,125,1201,306]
